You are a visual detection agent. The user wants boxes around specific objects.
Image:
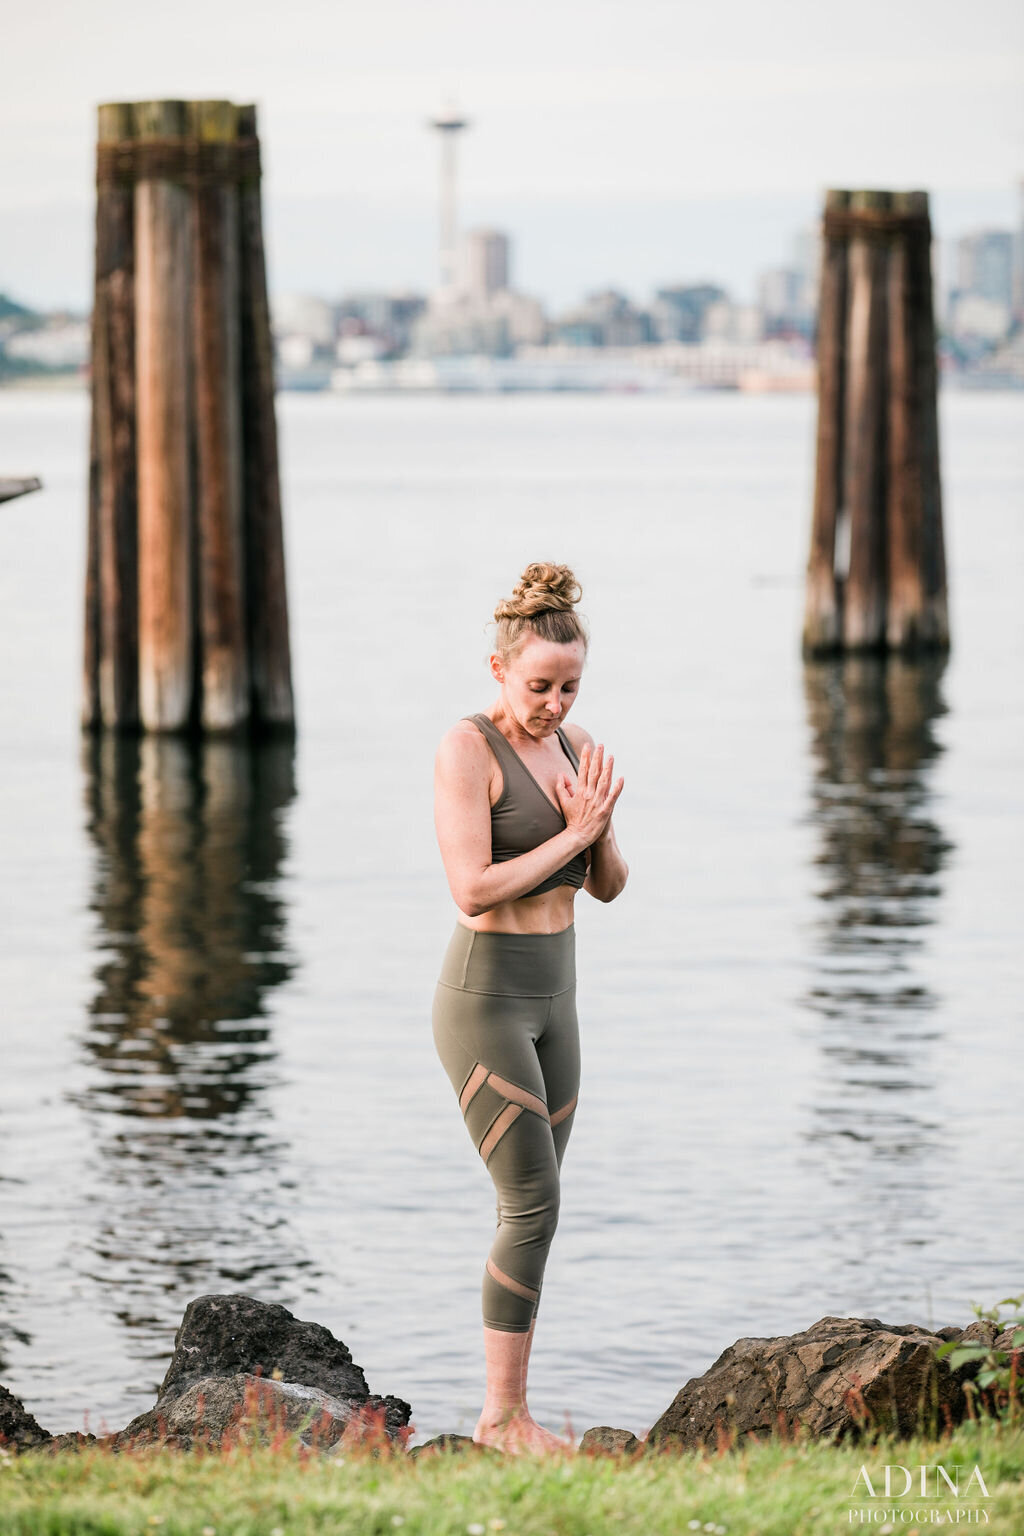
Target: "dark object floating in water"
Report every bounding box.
[0,476,42,504]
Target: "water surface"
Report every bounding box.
[0,389,1021,1445]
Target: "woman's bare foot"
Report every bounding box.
[472,1409,570,1455]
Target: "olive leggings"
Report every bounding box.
[431,921,580,1333]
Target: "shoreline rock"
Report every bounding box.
[0,1298,1017,1458]
[645,1315,1014,1452]
[3,1295,410,1457]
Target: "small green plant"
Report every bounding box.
[935,1293,1024,1426]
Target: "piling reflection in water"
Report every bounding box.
[799,656,955,1260]
[75,732,318,1379]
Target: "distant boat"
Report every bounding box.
[0,476,42,504]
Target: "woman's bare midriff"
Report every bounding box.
[458,884,577,936]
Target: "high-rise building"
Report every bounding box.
[956,230,1015,311]
[650,284,726,344]
[462,229,509,300]
[791,223,822,316]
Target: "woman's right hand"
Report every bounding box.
[554,742,624,848]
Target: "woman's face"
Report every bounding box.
[493,634,587,737]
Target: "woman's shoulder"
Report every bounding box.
[560,720,595,754]
[435,715,492,767]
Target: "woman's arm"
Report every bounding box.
[434,727,589,917]
[585,818,628,902]
[563,725,629,903]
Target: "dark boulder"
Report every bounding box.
[0,1384,51,1450]
[645,1315,990,1453]
[155,1294,369,1407]
[113,1373,357,1451]
[119,1294,411,1451]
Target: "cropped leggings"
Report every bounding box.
[432,921,580,1333]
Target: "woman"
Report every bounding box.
[432,560,628,1455]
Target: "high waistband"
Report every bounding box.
[438,921,576,997]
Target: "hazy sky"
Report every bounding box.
[3,0,1022,309]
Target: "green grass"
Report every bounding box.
[2,1415,1023,1536]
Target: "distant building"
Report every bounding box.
[271,293,335,346]
[336,317,389,365]
[790,223,822,317]
[947,292,1013,344]
[3,319,89,369]
[650,284,726,344]
[758,266,814,339]
[492,289,547,346]
[947,228,1016,344]
[277,334,317,371]
[412,228,546,357]
[551,289,652,348]
[703,300,763,345]
[549,311,604,348]
[462,229,510,300]
[956,229,1014,311]
[411,288,545,358]
[335,292,426,355]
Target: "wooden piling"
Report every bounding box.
[134,100,194,731]
[84,395,100,729]
[887,191,924,649]
[843,190,890,650]
[237,103,294,728]
[804,189,849,653]
[84,98,294,735]
[919,226,948,648]
[803,188,948,657]
[87,102,139,728]
[189,100,250,730]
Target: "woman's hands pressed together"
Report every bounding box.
[554,742,624,850]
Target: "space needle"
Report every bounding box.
[427,101,471,300]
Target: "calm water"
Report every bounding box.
[0,388,1021,1447]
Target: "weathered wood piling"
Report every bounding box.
[83,99,294,734]
[803,189,949,657]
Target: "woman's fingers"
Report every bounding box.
[587,742,603,789]
[578,742,592,790]
[602,775,624,812]
[571,745,622,826]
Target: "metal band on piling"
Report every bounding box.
[96,137,262,187]
[822,206,932,245]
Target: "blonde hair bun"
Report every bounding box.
[492,561,588,662]
[494,561,582,622]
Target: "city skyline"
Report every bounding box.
[2,0,1021,309]
[2,185,1020,319]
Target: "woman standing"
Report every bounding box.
[432,561,628,1454]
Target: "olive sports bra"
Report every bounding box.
[464,712,589,899]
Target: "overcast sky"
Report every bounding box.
[3,0,1022,310]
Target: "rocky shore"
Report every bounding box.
[0,1294,1015,1460]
